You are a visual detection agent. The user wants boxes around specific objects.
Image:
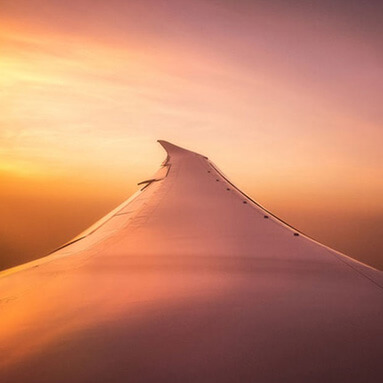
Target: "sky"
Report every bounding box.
[0,0,382,270]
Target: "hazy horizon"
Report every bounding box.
[1,140,382,271]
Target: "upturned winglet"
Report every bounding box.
[157,140,207,159]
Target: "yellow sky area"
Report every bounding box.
[1,22,382,196]
[1,32,379,174]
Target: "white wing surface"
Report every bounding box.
[1,140,382,382]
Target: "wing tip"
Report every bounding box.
[157,140,208,159]
[157,140,183,153]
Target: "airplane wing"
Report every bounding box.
[1,140,382,383]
